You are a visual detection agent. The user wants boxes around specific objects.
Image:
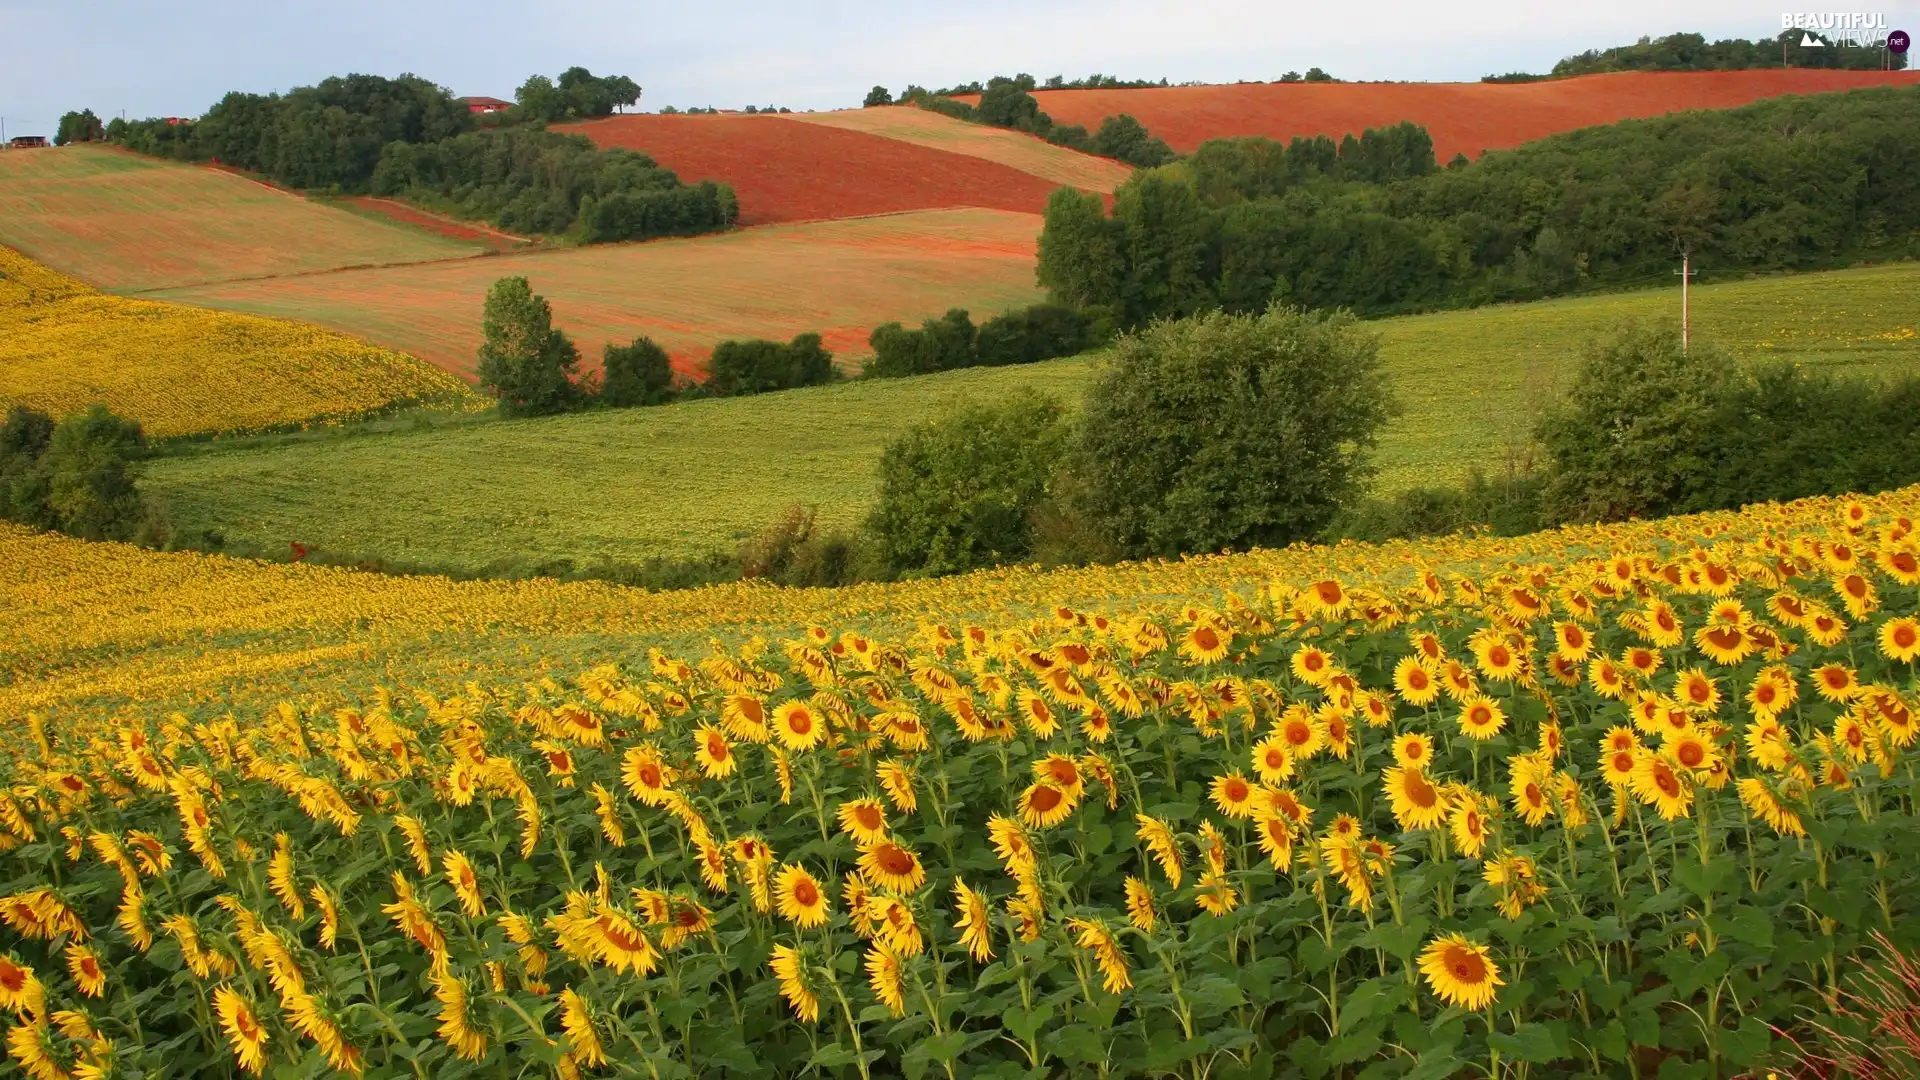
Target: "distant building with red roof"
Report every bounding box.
[459,96,512,115]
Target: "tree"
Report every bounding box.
[865,391,1073,576]
[54,109,104,146]
[476,277,583,415]
[1534,323,1733,524]
[598,337,676,407]
[1070,305,1397,557]
[863,86,893,107]
[704,333,835,396]
[2,404,156,542]
[1037,188,1126,313]
[1088,114,1177,168]
[0,406,57,528]
[1304,67,1336,82]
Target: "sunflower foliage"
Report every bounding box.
[3,490,1920,1078]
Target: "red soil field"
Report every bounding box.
[341,197,527,248]
[958,70,1920,160]
[557,114,1074,225]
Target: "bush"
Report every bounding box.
[1534,324,1733,524]
[1071,305,1396,558]
[476,277,585,416]
[597,337,676,407]
[865,392,1074,576]
[863,86,893,107]
[863,309,977,378]
[1,404,159,542]
[737,504,865,587]
[973,304,1093,367]
[55,109,104,146]
[703,333,835,397]
[1327,464,1546,542]
[1088,114,1178,168]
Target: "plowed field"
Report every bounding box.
[149,208,1048,379]
[557,113,1072,225]
[789,106,1134,193]
[960,69,1920,159]
[0,145,481,291]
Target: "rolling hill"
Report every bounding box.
[147,207,1048,379]
[963,69,1920,158]
[558,112,1114,226]
[0,145,483,292]
[139,262,1920,572]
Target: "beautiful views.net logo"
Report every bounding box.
[1778,11,1907,48]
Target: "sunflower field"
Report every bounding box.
[0,246,478,439]
[3,490,1920,1080]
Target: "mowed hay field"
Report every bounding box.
[971,69,1920,158]
[790,106,1134,193]
[149,207,1050,379]
[143,263,1920,570]
[558,113,1076,224]
[0,145,482,291]
[1,245,478,438]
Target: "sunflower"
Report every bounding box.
[1194,871,1239,917]
[855,942,908,1018]
[1832,713,1872,765]
[393,814,433,877]
[214,985,269,1075]
[1253,813,1296,870]
[1813,663,1862,703]
[1067,918,1132,993]
[721,693,771,743]
[1381,766,1448,832]
[1670,668,1720,715]
[692,725,736,779]
[1291,646,1337,687]
[1747,668,1796,721]
[836,798,890,845]
[444,850,486,919]
[1275,705,1324,759]
[1809,611,1850,648]
[1834,572,1879,619]
[1209,771,1258,820]
[620,744,675,806]
[1737,777,1806,837]
[1664,726,1719,775]
[1470,636,1526,682]
[1880,617,1920,663]
[987,815,1037,877]
[1693,622,1754,666]
[268,834,304,919]
[1301,578,1350,618]
[1507,760,1554,827]
[1123,876,1158,932]
[1642,601,1685,648]
[1448,797,1490,858]
[64,944,105,999]
[1322,711,1355,760]
[1457,696,1507,741]
[774,864,830,928]
[1017,781,1077,829]
[769,945,820,1023]
[1631,755,1693,821]
[1250,736,1295,785]
[858,841,927,894]
[773,701,827,751]
[1439,660,1479,702]
[558,987,608,1068]
[1179,622,1232,666]
[1034,754,1086,802]
[867,896,925,956]
[951,880,995,962]
[1016,689,1061,738]
[1134,815,1183,888]
[1552,621,1593,662]
[874,760,918,813]
[1587,657,1629,700]
[1621,647,1663,681]
[432,972,488,1061]
[1418,934,1503,1010]
[1389,732,1432,769]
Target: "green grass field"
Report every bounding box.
[143,263,1920,572]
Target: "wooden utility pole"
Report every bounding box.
[1675,252,1696,352]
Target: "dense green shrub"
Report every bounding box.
[1538,323,1920,524]
[1326,466,1547,542]
[862,86,893,107]
[476,277,584,416]
[865,392,1073,576]
[1,404,158,542]
[703,333,835,397]
[597,337,677,407]
[1070,305,1396,558]
[902,75,1178,169]
[973,304,1093,367]
[1039,86,1920,327]
[54,109,104,146]
[864,309,976,378]
[1555,29,1907,75]
[1087,114,1177,168]
[513,67,641,123]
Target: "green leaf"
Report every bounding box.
[1002,1002,1054,1045]
[1672,857,1735,902]
[1044,1023,1105,1064]
[1488,1022,1564,1064]
[1725,906,1774,950]
[809,1043,858,1069]
[922,1030,972,1063]
[1720,1014,1773,1066]
[1594,1019,1629,1062]
[1403,1052,1467,1080]
[1183,974,1246,1017]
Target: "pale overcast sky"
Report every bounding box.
[0,0,1913,133]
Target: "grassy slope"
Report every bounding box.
[141,263,1920,571]
[148,208,1048,379]
[789,107,1135,193]
[0,146,480,291]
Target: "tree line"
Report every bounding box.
[1553,29,1909,75]
[475,277,1102,417]
[1036,86,1920,328]
[865,74,1179,169]
[100,68,734,243]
